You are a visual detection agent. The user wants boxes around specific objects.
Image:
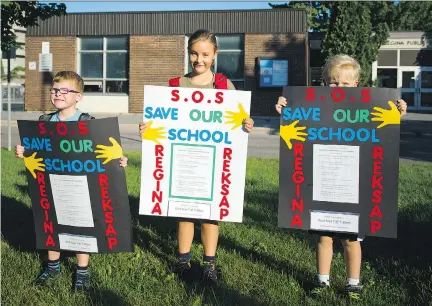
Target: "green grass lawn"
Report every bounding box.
[1,149,432,306]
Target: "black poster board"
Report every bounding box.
[278,87,400,238]
[17,117,134,253]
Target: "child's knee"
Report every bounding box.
[201,221,219,231]
[318,236,333,246]
[342,239,360,249]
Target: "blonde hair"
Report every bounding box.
[188,29,218,53]
[322,54,361,85]
[52,71,84,92]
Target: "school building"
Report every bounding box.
[24,9,432,115]
[25,9,309,116]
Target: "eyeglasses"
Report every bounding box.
[50,88,81,94]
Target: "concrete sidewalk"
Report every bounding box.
[2,111,432,136]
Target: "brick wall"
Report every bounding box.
[129,35,184,113]
[25,36,77,111]
[245,33,306,117]
[24,34,306,116]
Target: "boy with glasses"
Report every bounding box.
[15,71,128,292]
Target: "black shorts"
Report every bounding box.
[178,218,218,225]
[308,230,364,242]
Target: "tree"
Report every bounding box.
[1,1,66,52]
[269,1,402,33]
[269,1,333,32]
[323,2,399,85]
[269,1,398,85]
[392,1,432,32]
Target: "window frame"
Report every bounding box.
[77,36,129,95]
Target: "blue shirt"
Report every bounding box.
[50,109,83,122]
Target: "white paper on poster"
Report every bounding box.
[168,200,211,219]
[58,233,98,253]
[139,85,251,222]
[313,144,360,203]
[170,144,215,200]
[49,174,94,227]
[310,210,359,233]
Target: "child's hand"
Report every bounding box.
[119,156,128,168]
[397,99,407,117]
[242,118,254,133]
[275,96,288,115]
[15,145,24,159]
[139,122,148,138]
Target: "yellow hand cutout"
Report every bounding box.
[370,101,401,129]
[95,137,123,165]
[24,152,45,179]
[142,120,166,145]
[224,103,249,130]
[280,120,308,150]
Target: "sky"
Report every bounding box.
[61,1,283,13]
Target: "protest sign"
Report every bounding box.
[139,85,251,222]
[17,117,133,253]
[278,86,400,238]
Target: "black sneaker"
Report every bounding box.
[34,266,61,285]
[73,271,90,292]
[175,261,192,281]
[310,281,329,298]
[202,262,218,286]
[346,284,363,300]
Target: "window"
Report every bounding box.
[78,36,129,94]
[421,93,432,106]
[377,69,397,88]
[216,35,245,89]
[186,34,245,90]
[421,71,432,88]
[377,50,397,66]
[400,50,432,67]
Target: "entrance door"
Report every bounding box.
[398,67,419,110]
[419,68,432,110]
[398,67,432,110]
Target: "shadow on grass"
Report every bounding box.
[85,287,132,306]
[194,282,266,306]
[243,179,318,249]
[13,180,29,194]
[128,176,321,304]
[233,185,319,294]
[128,195,270,305]
[217,233,316,292]
[128,195,178,261]
[1,188,81,269]
[363,203,432,304]
[1,194,37,253]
